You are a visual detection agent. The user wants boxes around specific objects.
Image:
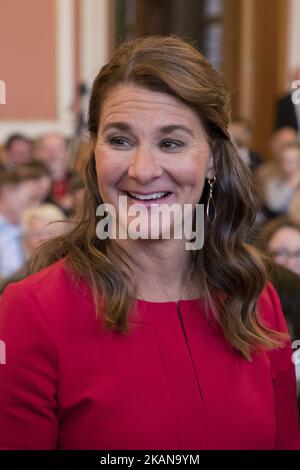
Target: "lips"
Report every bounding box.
[118,188,176,207]
[126,191,170,201]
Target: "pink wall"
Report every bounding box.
[74,0,81,89]
[0,0,57,120]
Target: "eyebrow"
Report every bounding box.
[102,122,132,133]
[159,124,194,137]
[102,122,195,137]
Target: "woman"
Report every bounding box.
[0,204,67,294]
[0,36,299,450]
[259,216,300,276]
[257,141,300,217]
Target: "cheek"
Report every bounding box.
[175,152,208,193]
[95,150,123,195]
[178,170,205,195]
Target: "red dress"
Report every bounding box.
[0,259,299,450]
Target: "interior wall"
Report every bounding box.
[0,0,75,139]
[237,0,289,159]
[1,0,299,145]
[288,0,300,73]
[0,0,57,120]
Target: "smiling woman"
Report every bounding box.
[95,85,211,247]
[0,36,299,450]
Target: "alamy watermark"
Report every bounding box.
[0,337,299,366]
[96,197,205,250]
[291,80,300,105]
[0,80,6,104]
[0,340,6,364]
[292,340,300,365]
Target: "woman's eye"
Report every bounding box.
[160,139,184,150]
[107,136,132,148]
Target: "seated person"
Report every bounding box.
[258,216,300,276]
[257,142,300,217]
[33,133,73,211]
[0,204,67,293]
[0,168,41,279]
[3,133,32,168]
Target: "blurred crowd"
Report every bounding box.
[0,132,89,291]
[229,119,300,348]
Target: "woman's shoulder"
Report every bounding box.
[1,259,66,299]
[0,258,93,317]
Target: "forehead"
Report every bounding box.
[270,227,300,246]
[12,139,29,147]
[28,216,50,228]
[41,136,65,147]
[275,130,297,142]
[100,84,201,127]
[281,147,300,158]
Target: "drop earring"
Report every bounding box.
[206,176,216,224]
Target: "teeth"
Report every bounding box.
[127,191,168,201]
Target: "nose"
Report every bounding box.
[128,144,163,183]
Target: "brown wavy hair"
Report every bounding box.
[30,36,285,359]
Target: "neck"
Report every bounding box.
[117,237,198,302]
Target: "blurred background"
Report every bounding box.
[1,0,299,157]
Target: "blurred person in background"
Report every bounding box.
[23,161,52,204]
[22,204,67,258]
[0,168,40,279]
[34,133,73,211]
[13,163,53,206]
[258,220,300,406]
[62,173,85,217]
[3,133,32,169]
[72,82,89,136]
[259,217,300,276]
[266,263,300,341]
[229,118,263,172]
[267,264,300,404]
[262,259,300,413]
[275,66,300,134]
[257,142,300,217]
[257,219,300,338]
[270,127,298,158]
[47,173,86,218]
[0,204,67,294]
